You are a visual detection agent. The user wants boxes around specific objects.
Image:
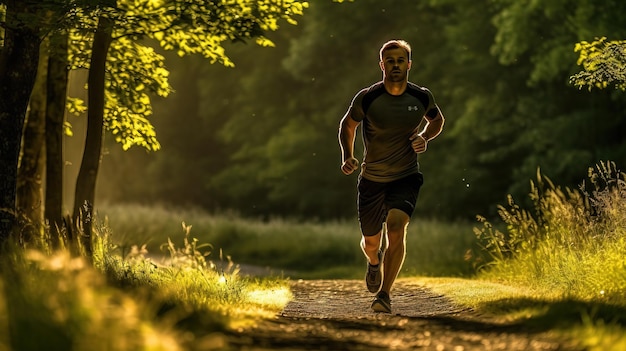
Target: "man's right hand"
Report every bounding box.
[341,157,359,175]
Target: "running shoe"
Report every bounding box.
[371,291,391,313]
[365,250,383,293]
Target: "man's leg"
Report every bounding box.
[361,230,384,293]
[360,231,383,265]
[380,209,409,294]
[371,173,420,313]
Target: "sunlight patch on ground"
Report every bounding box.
[407,277,559,322]
[226,286,293,329]
[410,277,538,304]
[247,286,292,310]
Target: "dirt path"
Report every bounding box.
[228,279,583,351]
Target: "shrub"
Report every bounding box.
[474,161,626,301]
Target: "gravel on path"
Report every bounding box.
[227,279,582,351]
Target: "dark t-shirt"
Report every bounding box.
[349,81,438,182]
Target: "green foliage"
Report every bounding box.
[64,0,310,151]
[490,0,626,86]
[99,203,477,278]
[0,214,292,350]
[118,0,310,64]
[159,221,214,270]
[210,0,441,218]
[436,0,626,219]
[95,0,626,222]
[570,37,626,91]
[99,218,292,324]
[473,169,589,263]
[104,39,168,150]
[0,248,184,351]
[474,161,626,302]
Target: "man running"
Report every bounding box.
[338,39,445,313]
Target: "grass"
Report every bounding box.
[460,161,626,350]
[472,162,626,302]
[0,220,291,351]
[0,247,184,351]
[98,204,477,279]
[3,160,626,350]
[417,276,626,351]
[0,200,477,350]
[95,160,626,350]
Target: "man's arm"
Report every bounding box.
[410,107,445,153]
[338,111,361,175]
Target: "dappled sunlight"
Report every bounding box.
[224,282,292,323]
[25,249,85,272]
[1,248,184,351]
[247,286,292,310]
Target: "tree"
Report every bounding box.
[485,0,626,204]
[1,0,311,247]
[16,35,48,243]
[81,0,626,222]
[72,5,114,257]
[0,0,99,245]
[0,0,42,242]
[68,0,310,251]
[570,37,626,91]
[45,29,70,245]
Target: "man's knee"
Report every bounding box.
[386,209,409,233]
[362,231,382,248]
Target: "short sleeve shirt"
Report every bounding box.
[348,81,438,182]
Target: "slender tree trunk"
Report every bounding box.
[72,15,113,258]
[45,30,70,249]
[0,1,40,244]
[16,37,48,245]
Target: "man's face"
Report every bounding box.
[380,47,411,82]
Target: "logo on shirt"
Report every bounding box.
[408,106,420,111]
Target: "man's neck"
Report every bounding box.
[383,79,407,96]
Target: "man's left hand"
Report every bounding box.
[410,133,428,153]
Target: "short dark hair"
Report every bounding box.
[379,40,412,61]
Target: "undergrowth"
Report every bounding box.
[474,161,626,300]
[0,219,290,351]
[100,206,477,279]
[473,161,626,350]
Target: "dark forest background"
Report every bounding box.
[72,0,626,221]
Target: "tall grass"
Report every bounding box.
[0,218,291,350]
[0,245,183,351]
[470,161,626,350]
[98,205,477,279]
[473,161,626,302]
[0,194,477,349]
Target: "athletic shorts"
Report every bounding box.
[357,172,424,236]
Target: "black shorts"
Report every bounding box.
[357,173,424,236]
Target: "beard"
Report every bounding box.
[387,70,407,82]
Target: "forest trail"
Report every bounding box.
[228,279,582,350]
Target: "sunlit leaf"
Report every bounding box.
[570,37,626,91]
[64,0,310,151]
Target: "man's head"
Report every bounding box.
[379,40,412,62]
[379,40,412,83]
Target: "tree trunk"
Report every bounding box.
[45,30,70,249]
[0,1,41,244]
[72,15,113,258]
[16,37,48,245]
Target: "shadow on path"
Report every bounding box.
[228,279,583,350]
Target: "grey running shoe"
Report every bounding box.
[365,250,384,293]
[371,291,391,313]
